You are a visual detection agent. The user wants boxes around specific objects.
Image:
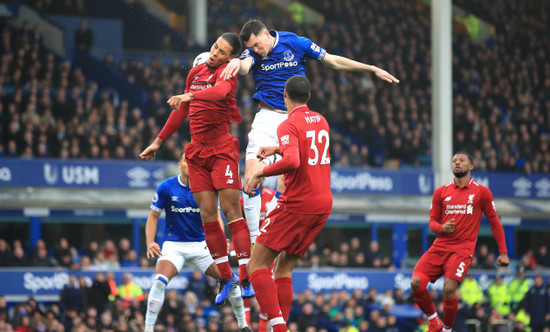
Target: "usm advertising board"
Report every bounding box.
[0,159,549,198]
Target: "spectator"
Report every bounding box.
[364,241,381,268]
[117,273,144,307]
[534,245,550,267]
[74,20,93,51]
[59,275,86,314]
[8,245,28,267]
[86,272,110,314]
[29,246,57,267]
[508,268,531,310]
[0,239,11,266]
[488,275,511,316]
[523,275,549,332]
[460,274,484,307]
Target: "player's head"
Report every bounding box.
[452,151,474,179]
[178,152,189,177]
[240,19,272,57]
[206,32,244,68]
[284,75,311,109]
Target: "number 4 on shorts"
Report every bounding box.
[225,165,233,178]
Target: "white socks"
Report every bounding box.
[145,274,168,329]
[243,189,261,243]
[228,282,248,329]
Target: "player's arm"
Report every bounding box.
[145,209,162,259]
[321,53,399,83]
[427,188,455,233]
[220,56,254,79]
[483,188,509,266]
[139,102,189,160]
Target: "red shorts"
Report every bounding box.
[256,207,328,256]
[413,247,473,284]
[185,136,242,192]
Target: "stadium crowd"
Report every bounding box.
[0,0,548,172]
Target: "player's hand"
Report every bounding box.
[257,146,280,160]
[441,219,456,233]
[167,93,192,109]
[497,253,510,267]
[220,58,241,80]
[244,172,263,195]
[139,141,161,160]
[147,242,162,259]
[372,66,400,83]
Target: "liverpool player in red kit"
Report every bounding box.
[139,33,252,305]
[244,76,333,332]
[411,152,509,332]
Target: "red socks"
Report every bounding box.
[275,277,293,321]
[228,218,251,281]
[243,298,251,326]
[249,269,286,332]
[203,221,232,279]
[443,296,458,328]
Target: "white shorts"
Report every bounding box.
[158,240,214,273]
[246,109,288,161]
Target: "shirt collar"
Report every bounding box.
[270,30,279,50]
[288,104,308,115]
[178,175,188,187]
[454,177,473,188]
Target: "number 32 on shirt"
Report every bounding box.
[306,129,330,166]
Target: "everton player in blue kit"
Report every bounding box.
[222,19,399,254]
[144,152,252,332]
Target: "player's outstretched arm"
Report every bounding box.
[140,137,164,160]
[322,53,399,83]
[145,210,162,258]
[220,57,254,80]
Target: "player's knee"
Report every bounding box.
[442,281,457,299]
[410,277,422,291]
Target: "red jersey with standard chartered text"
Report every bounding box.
[185,63,240,144]
[275,105,332,214]
[429,178,502,255]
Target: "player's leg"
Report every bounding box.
[411,250,444,332]
[441,252,472,332]
[247,242,286,332]
[272,252,300,321]
[219,187,254,298]
[191,242,250,331]
[145,243,182,332]
[243,158,262,243]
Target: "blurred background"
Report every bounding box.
[0,0,549,331]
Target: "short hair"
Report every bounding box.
[284,75,311,103]
[454,150,473,163]
[220,32,244,56]
[240,19,267,42]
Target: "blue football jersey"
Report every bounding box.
[150,175,204,242]
[241,31,326,111]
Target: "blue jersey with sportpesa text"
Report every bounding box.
[150,175,204,242]
[241,30,326,111]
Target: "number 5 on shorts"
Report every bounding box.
[455,261,465,277]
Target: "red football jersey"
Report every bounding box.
[185,63,240,144]
[270,105,332,214]
[429,178,505,254]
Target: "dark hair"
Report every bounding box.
[284,75,311,103]
[454,150,473,163]
[220,32,244,56]
[240,19,267,42]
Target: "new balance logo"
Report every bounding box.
[444,196,452,201]
[226,179,234,184]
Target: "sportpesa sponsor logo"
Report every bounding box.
[261,61,299,71]
[331,171,393,192]
[170,206,200,213]
[307,273,368,291]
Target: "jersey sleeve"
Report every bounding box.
[297,36,327,61]
[428,187,443,233]
[262,120,300,177]
[482,187,508,254]
[150,181,167,213]
[240,48,258,67]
